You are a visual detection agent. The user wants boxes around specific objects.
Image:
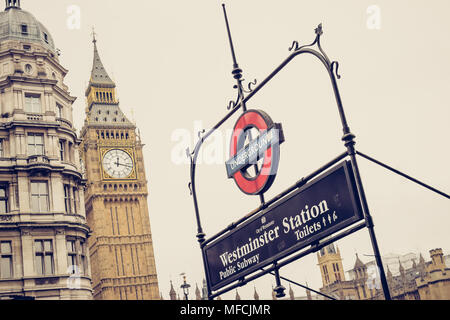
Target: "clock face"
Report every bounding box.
[102,149,134,179]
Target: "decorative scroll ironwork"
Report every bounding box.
[226,89,241,110]
[243,79,258,94]
[289,23,342,79]
[331,61,341,79]
[197,129,206,141]
[226,78,258,110]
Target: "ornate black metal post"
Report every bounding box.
[222,4,245,111]
[273,263,286,298]
[222,4,266,206]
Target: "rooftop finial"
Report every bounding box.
[222,4,243,81]
[92,26,97,44]
[5,0,20,10]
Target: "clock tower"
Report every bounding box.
[80,35,159,300]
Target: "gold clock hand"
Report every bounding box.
[116,162,133,168]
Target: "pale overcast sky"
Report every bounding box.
[24,0,450,300]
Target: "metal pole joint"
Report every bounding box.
[365,214,374,228]
[197,232,206,245]
[273,263,286,298]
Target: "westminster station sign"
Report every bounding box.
[189,7,393,299]
[204,161,363,291]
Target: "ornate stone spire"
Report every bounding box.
[386,265,393,282]
[289,284,294,300]
[419,253,425,264]
[84,32,134,126]
[201,279,208,300]
[235,289,241,300]
[195,283,201,300]
[418,253,427,278]
[306,282,312,300]
[89,31,115,88]
[253,286,259,300]
[399,259,405,276]
[354,253,365,270]
[169,280,177,300]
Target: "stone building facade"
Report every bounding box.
[79,35,159,300]
[416,248,450,300]
[317,243,450,300]
[0,0,92,300]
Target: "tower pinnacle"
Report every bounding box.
[89,35,115,87]
[92,26,97,44]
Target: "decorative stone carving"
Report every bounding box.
[0,215,13,222]
[20,229,31,236]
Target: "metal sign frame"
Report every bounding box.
[187,4,393,300]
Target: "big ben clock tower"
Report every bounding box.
[80,35,159,300]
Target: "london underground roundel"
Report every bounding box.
[226,109,284,195]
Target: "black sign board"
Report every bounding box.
[203,161,364,292]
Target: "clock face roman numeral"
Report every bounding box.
[102,149,134,179]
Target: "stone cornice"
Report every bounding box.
[0,47,68,75]
[0,120,78,139]
[0,75,76,103]
[92,274,158,292]
[85,192,148,207]
[0,220,91,234]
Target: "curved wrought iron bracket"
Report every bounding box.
[227,89,241,110]
[226,78,258,110]
[243,79,258,94]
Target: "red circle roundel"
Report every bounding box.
[227,109,283,195]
